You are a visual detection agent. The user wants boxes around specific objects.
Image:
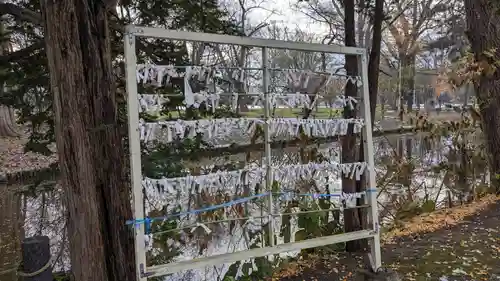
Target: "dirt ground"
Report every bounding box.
[273,195,500,281]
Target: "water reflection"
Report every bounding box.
[5,132,487,280]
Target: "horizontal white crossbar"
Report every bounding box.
[125,25,365,55]
[146,229,375,277]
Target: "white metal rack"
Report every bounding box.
[124,25,381,280]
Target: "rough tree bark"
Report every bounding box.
[348,0,385,253]
[367,0,384,124]
[342,0,367,252]
[464,0,500,193]
[40,1,136,280]
[0,184,22,281]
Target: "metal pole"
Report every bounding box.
[262,47,274,247]
[124,27,148,281]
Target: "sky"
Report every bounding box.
[243,0,330,39]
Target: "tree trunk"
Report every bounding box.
[464,0,500,193]
[345,0,384,252]
[0,16,21,138]
[343,0,367,252]
[40,1,136,281]
[0,184,22,281]
[0,105,20,137]
[400,53,416,113]
[367,0,384,124]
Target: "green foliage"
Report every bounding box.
[53,272,71,281]
[421,199,436,213]
[0,0,249,277]
[0,0,241,155]
[141,137,206,178]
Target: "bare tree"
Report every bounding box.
[213,0,277,112]
[382,0,449,111]
[296,0,372,48]
[295,0,386,253]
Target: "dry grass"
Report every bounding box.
[382,194,500,242]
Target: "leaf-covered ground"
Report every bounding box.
[0,134,56,175]
[273,195,500,281]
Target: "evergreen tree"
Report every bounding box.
[0,1,240,280]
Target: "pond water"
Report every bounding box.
[0,131,487,281]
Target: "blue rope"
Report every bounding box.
[127,189,378,234]
[126,188,377,226]
[126,192,270,227]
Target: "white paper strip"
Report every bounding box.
[138,94,170,113]
[251,93,359,111]
[139,118,364,143]
[139,118,261,142]
[142,161,369,201]
[137,65,362,86]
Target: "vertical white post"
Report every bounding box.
[262,47,274,247]
[358,52,382,270]
[124,26,148,280]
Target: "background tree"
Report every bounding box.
[382,0,449,112]
[463,0,500,193]
[296,0,386,253]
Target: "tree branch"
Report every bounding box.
[0,41,44,62]
[0,3,41,25]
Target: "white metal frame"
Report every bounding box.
[124,24,381,280]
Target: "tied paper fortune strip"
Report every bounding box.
[273,161,368,190]
[251,93,358,111]
[142,161,369,202]
[139,118,262,143]
[136,92,358,115]
[137,94,170,113]
[136,65,363,89]
[135,64,363,107]
[139,118,365,143]
[142,168,267,209]
[276,190,374,203]
[268,118,364,137]
[286,68,363,89]
[136,64,216,87]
